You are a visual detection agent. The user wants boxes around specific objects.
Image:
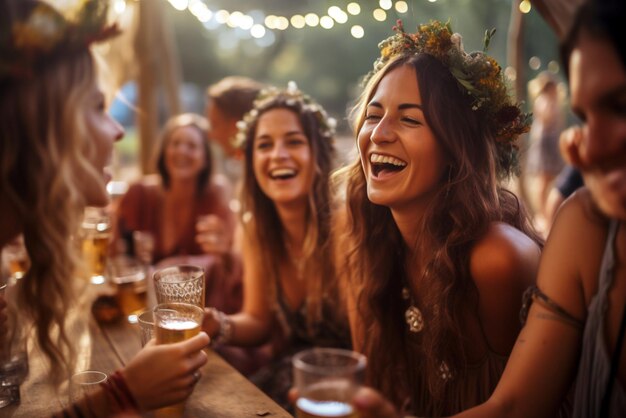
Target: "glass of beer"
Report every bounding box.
[153,265,205,308]
[153,302,203,418]
[110,256,147,323]
[292,348,366,418]
[137,309,154,346]
[81,210,111,285]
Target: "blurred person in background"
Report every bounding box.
[525,71,566,232]
[0,1,208,416]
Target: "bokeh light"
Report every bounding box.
[373,9,387,22]
[347,3,361,15]
[351,25,364,39]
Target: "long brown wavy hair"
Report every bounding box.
[240,92,337,332]
[343,54,542,414]
[0,48,100,382]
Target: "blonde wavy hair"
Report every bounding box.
[0,49,100,382]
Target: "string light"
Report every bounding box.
[305,13,320,27]
[519,0,531,14]
[373,8,387,22]
[164,0,450,46]
[379,0,392,10]
[347,3,361,15]
[395,1,408,14]
[351,25,365,39]
[320,16,334,29]
[291,14,306,29]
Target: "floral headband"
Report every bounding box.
[0,0,120,80]
[366,20,531,177]
[234,81,337,149]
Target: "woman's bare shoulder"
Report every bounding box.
[470,222,541,290]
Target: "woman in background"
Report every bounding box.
[202,83,351,409]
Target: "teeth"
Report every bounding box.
[370,153,407,167]
[270,168,296,177]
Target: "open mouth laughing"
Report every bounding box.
[370,152,407,177]
[269,167,298,180]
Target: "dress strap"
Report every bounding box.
[520,285,584,330]
[597,219,620,296]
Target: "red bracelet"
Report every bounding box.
[109,370,140,411]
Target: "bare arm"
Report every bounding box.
[454,192,603,418]
[202,226,274,346]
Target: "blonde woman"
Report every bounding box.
[0,1,208,416]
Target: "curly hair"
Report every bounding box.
[240,91,338,331]
[0,49,101,382]
[343,54,542,414]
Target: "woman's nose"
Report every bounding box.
[369,117,396,145]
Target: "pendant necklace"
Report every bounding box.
[402,286,424,333]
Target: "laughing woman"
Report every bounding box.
[341,21,543,416]
[202,83,351,408]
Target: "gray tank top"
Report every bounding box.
[573,219,626,418]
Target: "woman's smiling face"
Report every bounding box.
[358,65,447,213]
[252,108,314,207]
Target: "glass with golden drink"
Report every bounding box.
[81,214,111,284]
[110,257,147,322]
[153,302,204,418]
[293,348,366,418]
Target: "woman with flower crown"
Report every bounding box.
[336,20,543,416]
[201,82,351,409]
[0,0,208,416]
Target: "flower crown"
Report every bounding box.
[366,20,531,177]
[0,0,120,80]
[234,81,337,149]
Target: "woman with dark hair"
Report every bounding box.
[202,83,351,408]
[115,113,235,263]
[339,20,542,417]
[354,1,626,417]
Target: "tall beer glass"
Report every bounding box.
[80,210,111,285]
[153,302,203,418]
[293,348,366,418]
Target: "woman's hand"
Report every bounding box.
[196,215,231,255]
[352,387,402,418]
[201,308,221,339]
[121,332,209,411]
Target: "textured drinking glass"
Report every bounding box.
[137,309,154,346]
[69,371,107,404]
[153,303,204,418]
[0,283,30,409]
[153,265,205,308]
[293,348,366,418]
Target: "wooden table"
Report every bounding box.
[4,286,292,418]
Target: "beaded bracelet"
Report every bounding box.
[209,308,233,345]
[109,371,140,411]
